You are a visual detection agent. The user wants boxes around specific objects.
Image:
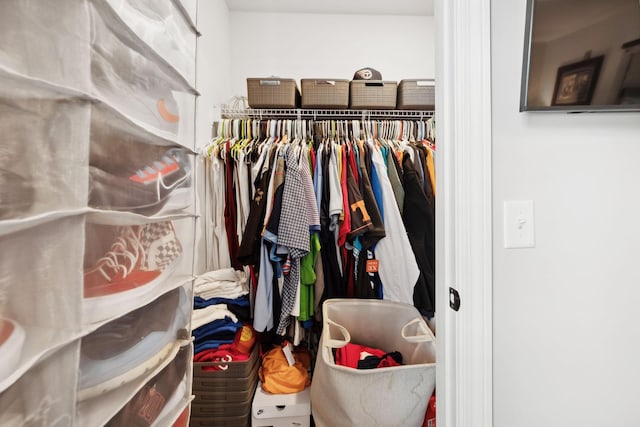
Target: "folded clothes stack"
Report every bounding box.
[193,324,255,371]
[192,268,254,358]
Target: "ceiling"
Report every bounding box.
[224,0,434,16]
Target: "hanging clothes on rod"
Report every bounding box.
[202,116,436,339]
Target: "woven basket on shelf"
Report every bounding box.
[397,79,436,110]
[301,79,349,108]
[247,78,300,108]
[349,80,397,109]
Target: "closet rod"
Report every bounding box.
[221,107,435,121]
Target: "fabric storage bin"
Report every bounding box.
[310,299,436,427]
[252,383,311,427]
[301,79,349,108]
[247,78,300,108]
[349,80,397,109]
[397,79,436,110]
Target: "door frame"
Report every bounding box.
[435,0,493,426]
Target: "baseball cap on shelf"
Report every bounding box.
[353,67,382,80]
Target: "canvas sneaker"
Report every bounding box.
[89,147,191,216]
[78,288,187,401]
[84,221,182,299]
[0,282,24,383]
[0,317,26,382]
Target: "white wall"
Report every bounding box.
[195,0,231,147]
[228,11,434,98]
[194,1,232,274]
[492,1,640,426]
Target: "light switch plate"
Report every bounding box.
[504,200,535,249]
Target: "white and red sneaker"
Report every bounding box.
[83,222,183,323]
[89,148,191,216]
[0,318,26,382]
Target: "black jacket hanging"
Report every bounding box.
[224,144,243,271]
[402,154,436,317]
[237,145,277,266]
[319,143,344,298]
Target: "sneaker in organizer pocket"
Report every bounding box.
[0,317,26,382]
[89,147,191,216]
[106,347,188,427]
[91,18,185,138]
[78,288,187,401]
[83,221,183,323]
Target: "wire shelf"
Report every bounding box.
[221,107,435,120]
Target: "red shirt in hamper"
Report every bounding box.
[335,343,403,369]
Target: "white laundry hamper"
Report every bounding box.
[310,299,436,427]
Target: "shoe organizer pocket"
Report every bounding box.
[89,2,196,142]
[0,0,90,90]
[0,216,84,392]
[105,343,193,427]
[176,0,197,27]
[82,217,195,325]
[151,368,194,427]
[0,341,78,427]
[100,0,196,84]
[0,94,90,221]
[76,291,192,427]
[89,107,195,217]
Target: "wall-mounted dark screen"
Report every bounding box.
[521,0,640,112]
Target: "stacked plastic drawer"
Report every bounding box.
[190,346,260,427]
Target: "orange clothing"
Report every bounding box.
[259,346,310,394]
